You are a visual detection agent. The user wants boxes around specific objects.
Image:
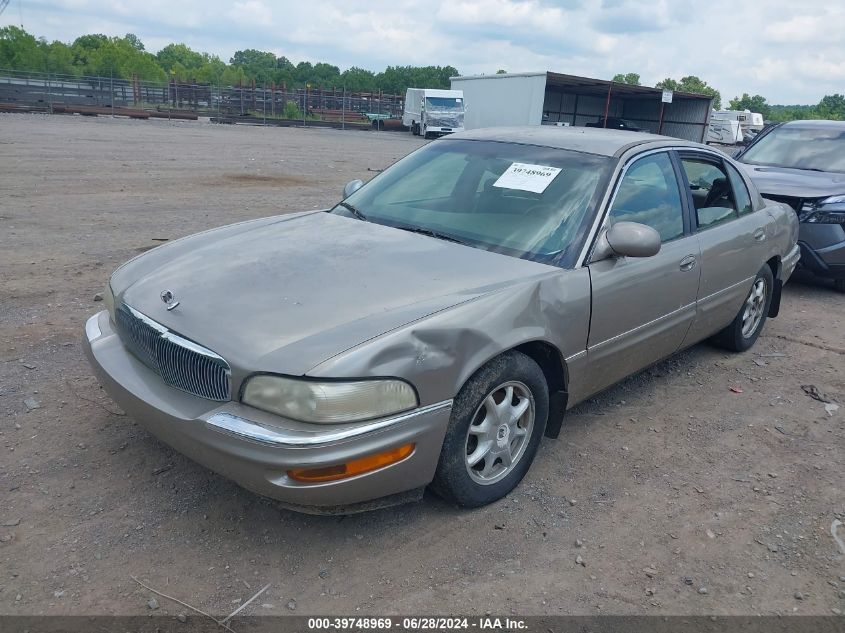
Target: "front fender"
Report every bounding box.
[306,269,592,406]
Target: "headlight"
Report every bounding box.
[820,194,845,206]
[800,195,845,223]
[103,281,116,318]
[241,375,418,423]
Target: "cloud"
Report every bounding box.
[228,1,274,27]
[592,8,666,33]
[3,0,844,104]
[764,9,845,45]
[591,0,690,33]
[438,0,571,34]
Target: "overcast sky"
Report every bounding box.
[4,0,844,104]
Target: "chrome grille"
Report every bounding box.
[115,304,231,401]
[115,305,164,371]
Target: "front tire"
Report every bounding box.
[834,278,845,293]
[711,264,773,352]
[430,351,548,508]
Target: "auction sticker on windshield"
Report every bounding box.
[493,163,562,194]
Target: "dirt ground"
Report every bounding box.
[1,114,843,618]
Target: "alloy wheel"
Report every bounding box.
[741,278,767,338]
[464,381,535,485]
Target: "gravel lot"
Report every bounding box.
[1,114,843,618]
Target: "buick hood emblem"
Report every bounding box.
[160,290,180,311]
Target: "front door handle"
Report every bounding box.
[679,254,697,271]
[753,227,766,242]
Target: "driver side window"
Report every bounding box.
[608,152,685,242]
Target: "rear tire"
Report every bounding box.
[710,264,774,352]
[834,279,845,293]
[430,351,548,508]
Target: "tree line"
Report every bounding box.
[612,72,845,121]
[2,26,840,118]
[0,26,457,94]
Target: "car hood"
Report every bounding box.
[113,211,553,378]
[740,163,845,199]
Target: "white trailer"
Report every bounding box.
[705,118,744,144]
[706,110,765,145]
[712,109,765,131]
[403,88,465,138]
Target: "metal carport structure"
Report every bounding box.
[451,71,714,142]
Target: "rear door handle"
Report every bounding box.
[679,254,697,271]
[753,227,766,241]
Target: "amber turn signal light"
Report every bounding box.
[287,444,415,483]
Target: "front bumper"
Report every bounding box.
[83,311,452,512]
[425,126,463,135]
[796,222,845,279]
[797,238,845,280]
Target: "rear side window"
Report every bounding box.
[608,153,685,242]
[725,163,753,215]
[680,158,739,229]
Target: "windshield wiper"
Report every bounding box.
[339,201,368,221]
[393,224,470,246]
[751,162,828,173]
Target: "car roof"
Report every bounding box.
[779,119,845,130]
[445,126,697,157]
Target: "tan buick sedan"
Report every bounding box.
[84,127,799,513]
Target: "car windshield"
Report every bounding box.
[331,139,612,267]
[741,125,845,173]
[425,97,464,111]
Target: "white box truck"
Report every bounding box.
[403,88,465,138]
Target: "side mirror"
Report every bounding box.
[592,221,661,261]
[343,179,364,199]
